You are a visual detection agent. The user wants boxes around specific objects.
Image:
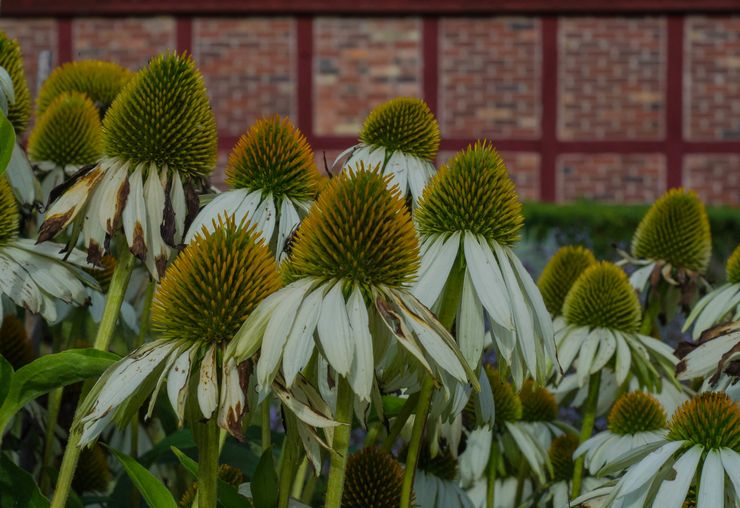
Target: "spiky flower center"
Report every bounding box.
[28,92,102,167]
[226,115,322,201]
[607,392,666,435]
[359,97,439,161]
[486,367,522,424]
[632,188,711,273]
[151,216,281,344]
[0,32,30,135]
[563,262,642,333]
[667,392,740,451]
[285,166,419,292]
[36,59,132,116]
[727,245,740,284]
[0,178,19,245]
[179,464,245,507]
[103,52,216,179]
[538,246,596,316]
[342,447,405,508]
[549,434,580,482]
[415,141,523,245]
[0,315,33,370]
[414,443,458,481]
[520,379,558,422]
[72,444,111,494]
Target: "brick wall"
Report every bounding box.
[0,14,738,205]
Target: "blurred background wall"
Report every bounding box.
[1,1,739,206]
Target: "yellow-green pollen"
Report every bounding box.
[632,188,711,273]
[151,216,281,344]
[284,165,419,294]
[359,97,440,161]
[563,262,642,333]
[667,392,740,452]
[538,245,597,316]
[226,115,322,201]
[727,245,740,284]
[103,52,217,179]
[0,178,19,245]
[415,141,523,246]
[486,366,522,425]
[28,92,102,167]
[36,59,133,116]
[549,434,580,482]
[342,447,406,508]
[607,391,666,435]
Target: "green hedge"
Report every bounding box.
[520,201,739,282]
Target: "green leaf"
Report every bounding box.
[170,446,252,508]
[139,429,195,468]
[251,449,278,508]
[0,112,16,175]
[0,349,119,434]
[107,446,177,508]
[0,356,12,408]
[0,452,49,508]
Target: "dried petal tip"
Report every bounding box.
[607,391,666,435]
[152,216,281,344]
[103,52,217,179]
[727,245,740,284]
[632,188,711,273]
[538,246,596,316]
[285,165,419,292]
[227,115,322,201]
[486,366,522,424]
[28,92,102,168]
[563,262,642,333]
[415,141,523,246]
[667,392,740,451]
[360,97,440,160]
[36,59,133,116]
[0,31,31,135]
[342,447,406,508]
[549,434,580,482]
[520,379,558,423]
[0,178,19,245]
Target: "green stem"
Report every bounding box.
[380,393,418,453]
[400,376,435,508]
[324,377,353,508]
[363,422,381,447]
[50,247,136,508]
[196,418,220,508]
[486,436,498,508]
[261,396,272,453]
[291,458,309,500]
[640,293,661,339]
[571,371,601,498]
[278,413,302,508]
[513,456,528,506]
[39,387,63,494]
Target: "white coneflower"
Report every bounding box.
[27,92,103,201]
[577,392,740,507]
[186,115,324,259]
[333,97,440,207]
[76,216,285,444]
[683,245,740,338]
[0,177,95,321]
[227,165,476,407]
[413,141,557,387]
[0,31,37,206]
[574,392,668,475]
[557,262,677,390]
[676,321,739,399]
[541,434,605,508]
[38,53,217,279]
[411,442,474,508]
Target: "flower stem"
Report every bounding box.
[50,247,136,508]
[324,376,353,508]
[640,293,662,339]
[486,436,498,508]
[196,418,220,508]
[571,370,601,498]
[278,412,302,508]
[261,396,272,453]
[400,375,435,508]
[513,456,529,506]
[380,392,419,453]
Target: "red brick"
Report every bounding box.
[439,18,541,139]
[685,17,740,141]
[314,17,423,136]
[72,17,175,69]
[557,153,665,203]
[194,18,296,137]
[558,18,666,140]
[683,154,740,206]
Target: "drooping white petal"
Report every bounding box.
[616,441,684,497]
[577,329,601,387]
[0,252,44,316]
[166,345,197,425]
[316,281,354,376]
[591,329,617,374]
[283,284,325,386]
[463,234,513,330]
[218,357,247,438]
[3,245,87,305]
[347,285,373,402]
[694,283,740,337]
[82,172,112,253]
[412,232,460,308]
[7,143,37,205]
[121,165,147,258]
[505,422,547,482]
[197,344,218,419]
[169,170,187,243]
[697,449,723,508]
[143,166,169,279]
[653,445,702,508]
[228,288,285,360]
[276,199,300,261]
[97,161,128,235]
[273,386,341,428]
[185,189,250,243]
[614,331,632,385]
[251,193,276,244]
[719,448,740,499]
[145,341,186,419]
[42,166,104,235]
[457,268,485,369]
